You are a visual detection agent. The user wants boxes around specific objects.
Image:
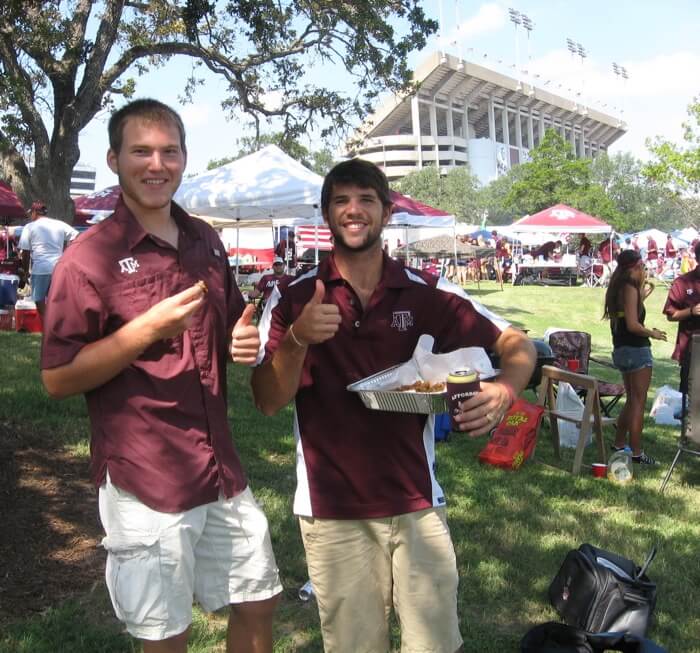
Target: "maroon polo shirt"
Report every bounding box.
[646,238,658,261]
[259,252,506,519]
[41,197,247,512]
[663,268,700,363]
[255,273,293,301]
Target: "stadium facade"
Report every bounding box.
[346,52,626,186]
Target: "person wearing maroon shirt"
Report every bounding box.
[665,234,677,260]
[663,240,700,394]
[249,257,294,302]
[532,240,561,261]
[251,159,535,653]
[40,100,281,653]
[646,236,659,262]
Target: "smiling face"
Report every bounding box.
[107,117,186,218]
[323,183,391,254]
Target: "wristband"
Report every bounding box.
[288,323,307,348]
[500,381,517,408]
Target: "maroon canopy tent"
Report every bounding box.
[0,181,26,221]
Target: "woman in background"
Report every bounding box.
[603,249,667,465]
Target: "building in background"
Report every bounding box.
[345,52,626,186]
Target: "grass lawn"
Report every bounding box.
[1,281,699,652]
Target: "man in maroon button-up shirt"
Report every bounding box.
[40,100,280,652]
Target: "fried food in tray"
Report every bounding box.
[395,380,446,393]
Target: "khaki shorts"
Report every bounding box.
[99,475,282,641]
[299,507,463,653]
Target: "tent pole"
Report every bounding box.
[314,206,320,266]
[235,218,241,279]
[405,226,409,265]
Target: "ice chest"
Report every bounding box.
[15,299,42,333]
[0,273,19,306]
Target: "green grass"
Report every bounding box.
[1,282,699,652]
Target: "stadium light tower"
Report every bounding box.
[509,8,523,89]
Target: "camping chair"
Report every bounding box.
[660,334,700,492]
[546,330,625,418]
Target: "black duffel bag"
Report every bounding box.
[521,621,667,653]
[548,544,657,638]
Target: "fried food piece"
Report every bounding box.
[396,380,445,393]
[195,280,208,294]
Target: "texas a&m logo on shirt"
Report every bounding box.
[118,257,140,274]
[391,310,414,332]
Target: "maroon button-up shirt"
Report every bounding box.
[41,197,247,512]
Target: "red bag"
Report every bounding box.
[478,399,544,470]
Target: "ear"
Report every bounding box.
[382,202,393,227]
[107,149,118,174]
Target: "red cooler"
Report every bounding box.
[15,300,42,333]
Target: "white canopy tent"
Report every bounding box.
[175,144,323,221]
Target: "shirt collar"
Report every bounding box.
[316,251,413,289]
[111,195,200,250]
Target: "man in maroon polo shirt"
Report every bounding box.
[40,99,281,653]
[663,240,700,394]
[251,159,536,653]
[249,256,293,302]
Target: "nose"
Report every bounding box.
[147,151,165,171]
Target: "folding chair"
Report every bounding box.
[536,365,612,475]
[660,334,700,492]
[546,330,625,418]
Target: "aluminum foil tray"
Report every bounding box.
[346,365,448,414]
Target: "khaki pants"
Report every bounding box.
[299,507,463,653]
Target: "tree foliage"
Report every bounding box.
[644,98,700,196]
[393,165,482,223]
[0,0,436,221]
[505,130,593,216]
[206,131,337,176]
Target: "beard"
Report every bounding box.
[327,221,384,254]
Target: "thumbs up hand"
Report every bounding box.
[230,303,260,365]
[290,279,341,347]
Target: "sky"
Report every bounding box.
[78,1,700,190]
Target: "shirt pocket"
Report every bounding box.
[102,273,167,327]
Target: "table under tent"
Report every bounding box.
[505,204,614,287]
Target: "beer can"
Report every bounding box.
[446,368,481,431]
[298,579,315,601]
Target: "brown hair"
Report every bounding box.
[108,99,187,155]
[321,159,392,215]
[603,250,644,328]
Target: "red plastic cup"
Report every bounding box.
[591,463,607,478]
[566,358,580,372]
[446,368,480,431]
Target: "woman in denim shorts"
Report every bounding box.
[604,250,667,465]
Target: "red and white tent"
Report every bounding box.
[388,190,454,228]
[509,204,612,234]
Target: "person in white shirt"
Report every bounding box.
[19,201,79,320]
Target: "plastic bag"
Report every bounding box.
[556,382,589,449]
[650,385,682,426]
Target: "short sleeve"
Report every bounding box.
[663,279,684,316]
[18,224,31,251]
[40,259,106,369]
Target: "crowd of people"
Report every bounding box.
[2,95,697,652]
